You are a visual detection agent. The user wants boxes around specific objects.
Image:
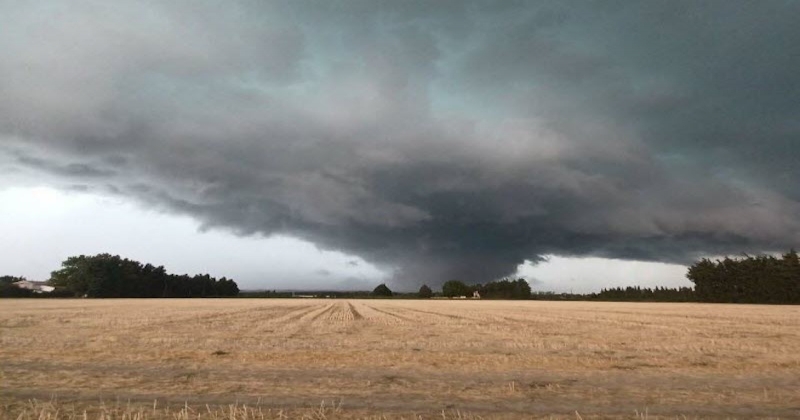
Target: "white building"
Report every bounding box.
[12,280,55,293]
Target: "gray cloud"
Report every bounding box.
[2,1,799,287]
[14,154,115,178]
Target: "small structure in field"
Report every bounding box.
[292,292,318,298]
[472,291,481,299]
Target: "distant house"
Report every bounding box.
[291,292,318,298]
[12,280,55,293]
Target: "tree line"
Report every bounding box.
[687,250,800,304]
[5,251,799,303]
[445,278,532,299]
[369,278,532,299]
[370,250,800,304]
[47,254,239,298]
[593,286,695,302]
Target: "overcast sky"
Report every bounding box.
[1,1,797,292]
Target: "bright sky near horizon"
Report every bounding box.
[0,186,691,292]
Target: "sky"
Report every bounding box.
[1,1,798,292]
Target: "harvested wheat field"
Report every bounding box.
[1,299,798,419]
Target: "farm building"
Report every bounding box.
[12,280,55,293]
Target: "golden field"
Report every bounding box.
[0,299,798,419]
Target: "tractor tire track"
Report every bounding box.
[346,302,364,320]
[392,306,480,323]
[361,303,415,322]
[120,304,303,333]
[251,303,323,333]
[285,303,336,338]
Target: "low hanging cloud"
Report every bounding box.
[1,1,799,287]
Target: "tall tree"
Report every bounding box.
[418,284,433,298]
[372,283,393,297]
[687,251,800,304]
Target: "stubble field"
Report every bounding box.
[0,299,798,419]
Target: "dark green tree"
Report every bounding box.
[48,254,239,298]
[418,284,433,298]
[513,278,532,299]
[372,283,393,297]
[49,255,94,296]
[442,280,471,297]
[686,251,800,304]
[476,278,531,299]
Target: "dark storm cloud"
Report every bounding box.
[2,1,799,287]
